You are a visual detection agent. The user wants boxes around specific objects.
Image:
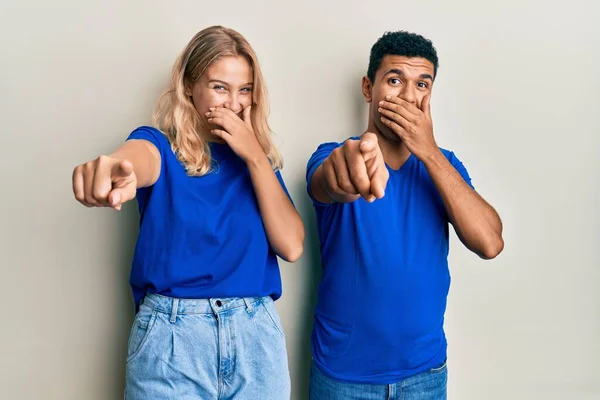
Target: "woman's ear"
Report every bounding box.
[184,81,193,98]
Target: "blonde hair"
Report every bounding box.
[152,25,282,176]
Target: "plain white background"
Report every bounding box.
[1,0,598,399]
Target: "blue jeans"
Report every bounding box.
[309,360,447,400]
[125,293,290,399]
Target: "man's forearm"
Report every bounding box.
[423,149,504,259]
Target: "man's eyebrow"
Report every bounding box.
[384,68,404,77]
[384,69,433,81]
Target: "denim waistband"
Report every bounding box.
[140,293,269,318]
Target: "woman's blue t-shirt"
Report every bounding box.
[126,126,290,309]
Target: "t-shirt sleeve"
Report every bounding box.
[126,125,167,151]
[275,169,295,206]
[447,151,475,190]
[124,126,168,208]
[305,141,342,205]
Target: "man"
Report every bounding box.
[306,31,504,399]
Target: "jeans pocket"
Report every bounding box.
[429,359,447,374]
[260,298,285,338]
[126,306,158,364]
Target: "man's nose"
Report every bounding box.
[397,85,417,105]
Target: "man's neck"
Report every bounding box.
[365,122,412,170]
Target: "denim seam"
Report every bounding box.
[259,300,285,337]
[126,310,158,365]
[429,360,447,373]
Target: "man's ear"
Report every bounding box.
[361,76,373,103]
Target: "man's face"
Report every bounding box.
[363,55,435,141]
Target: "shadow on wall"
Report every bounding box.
[293,195,322,399]
[292,70,367,398]
[109,201,140,398]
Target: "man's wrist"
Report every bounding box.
[421,146,445,168]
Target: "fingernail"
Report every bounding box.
[209,107,215,111]
[205,112,210,116]
[208,118,213,122]
[379,101,383,106]
[378,107,382,112]
[386,95,391,100]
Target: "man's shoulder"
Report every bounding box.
[313,136,359,149]
[308,137,358,161]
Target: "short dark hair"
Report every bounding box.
[367,31,439,82]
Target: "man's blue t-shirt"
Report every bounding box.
[306,138,474,384]
[126,126,291,310]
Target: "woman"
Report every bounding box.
[71,25,304,399]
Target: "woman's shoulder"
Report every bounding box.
[127,126,170,146]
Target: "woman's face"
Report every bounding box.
[188,55,254,122]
